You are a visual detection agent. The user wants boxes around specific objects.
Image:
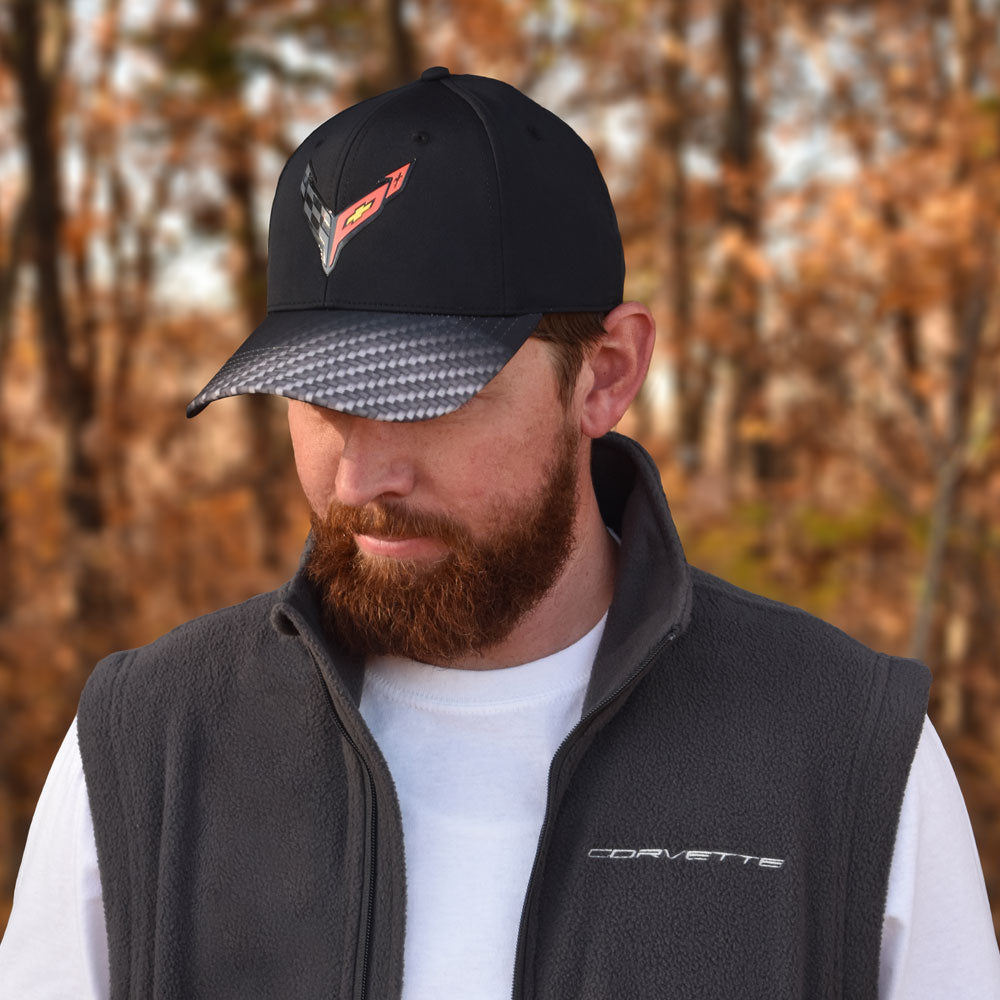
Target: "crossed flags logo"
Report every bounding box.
[300,161,413,275]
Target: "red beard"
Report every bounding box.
[306,424,580,664]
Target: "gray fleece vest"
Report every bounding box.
[78,433,930,1000]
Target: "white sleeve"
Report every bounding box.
[879,716,1000,999]
[0,717,110,1000]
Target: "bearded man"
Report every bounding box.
[2,68,998,1000]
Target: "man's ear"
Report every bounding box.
[578,302,656,439]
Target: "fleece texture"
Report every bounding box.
[77,432,930,1000]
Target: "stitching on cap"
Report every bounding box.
[439,77,506,307]
[331,88,405,211]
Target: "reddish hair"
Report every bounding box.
[531,311,609,407]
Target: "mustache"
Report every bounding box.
[317,500,469,551]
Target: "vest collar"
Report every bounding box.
[584,433,692,712]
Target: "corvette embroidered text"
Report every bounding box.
[587,848,785,869]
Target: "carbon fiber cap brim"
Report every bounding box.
[186,309,542,422]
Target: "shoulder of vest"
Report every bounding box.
[690,562,858,632]
[79,587,292,725]
[685,564,931,698]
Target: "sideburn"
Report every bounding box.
[306,425,580,664]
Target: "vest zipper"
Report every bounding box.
[509,626,679,1000]
[328,713,378,1000]
[352,737,377,1000]
[302,640,378,1000]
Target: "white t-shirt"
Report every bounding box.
[358,616,601,998]
[2,614,999,998]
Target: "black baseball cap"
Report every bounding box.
[187,66,625,421]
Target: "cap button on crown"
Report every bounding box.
[420,66,450,81]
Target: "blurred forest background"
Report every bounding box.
[1,0,999,940]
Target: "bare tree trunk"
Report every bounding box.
[659,0,710,473]
[716,0,767,488]
[910,0,992,734]
[10,0,74,414]
[367,0,417,92]
[11,0,113,642]
[909,248,989,668]
[0,200,27,621]
[103,0,162,515]
[106,161,164,517]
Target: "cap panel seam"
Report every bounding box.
[439,77,507,309]
[330,88,407,212]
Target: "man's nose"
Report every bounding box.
[333,415,416,507]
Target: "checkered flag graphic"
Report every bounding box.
[300,162,335,274]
